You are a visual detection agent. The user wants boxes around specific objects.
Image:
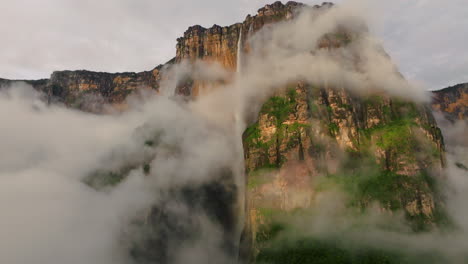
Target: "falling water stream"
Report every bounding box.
[236,28,243,73]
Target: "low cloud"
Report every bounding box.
[0,1,465,263]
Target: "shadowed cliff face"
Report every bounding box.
[0,1,453,264]
[432,83,468,122]
[0,78,48,93]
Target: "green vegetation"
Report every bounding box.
[144,140,155,147]
[143,164,151,175]
[252,205,450,263]
[244,88,301,168]
[246,89,451,263]
[328,122,340,137]
[334,32,352,45]
[317,162,451,231]
[286,122,310,151]
[260,88,297,126]
[376,121,415,154]
[309,100,320,115]
[83,170,127,190]
[256,222,286,244]
[244,123,269,149]
[248,167,277,189]
[255,235,447,264]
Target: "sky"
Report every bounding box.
[0,0,467,90]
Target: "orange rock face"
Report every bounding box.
[174,1,305,96]
[432,83,468,121]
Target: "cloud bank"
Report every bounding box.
[1,0,466,91]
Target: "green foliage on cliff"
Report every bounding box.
[261,88,297,126]
[328,122,340,137]
[143,164,151,175]
[256,222,286,245]
[321,162,450,232]
[286,122,310,151]
[255,235,447,264]
[257,238,403,264]
[375,122,415,153]
[343,170,430,211]
[244,122,265,149]
[244,88,303,168]
[83,170,127,190]
[248,168,277,189]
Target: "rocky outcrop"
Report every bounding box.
[432,83,468,122]
[0,64,170,112]
[47,67,164,111]
[0,78,48,92]
[176,1,306,67]
[175,1,307,96]
[243,85,445,244]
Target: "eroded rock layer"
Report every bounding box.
[0,64,168,112]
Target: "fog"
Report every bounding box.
[0,2,466,264]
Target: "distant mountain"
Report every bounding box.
[432,83,468,122]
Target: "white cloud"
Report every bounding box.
[1,0,466,89]
[372,0,468,89]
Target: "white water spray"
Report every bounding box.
[236,28,243,74]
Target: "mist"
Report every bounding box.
[0,84,154,264]
[0,1,466,264]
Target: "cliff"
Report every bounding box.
[432,83,468,122]
[176,1,306,68]
[0,64,168,112]
[173,1,447,261]
[0,1,451,263]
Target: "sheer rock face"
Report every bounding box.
[174,1,307,96]
[432,83,468,122]
[175,1,305,66]
[241,83,445,260]
[176,24,242,70]
[48,68,162,102]
[244,84,444,208]
[0,66,165,112]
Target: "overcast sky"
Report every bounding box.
[1,0,467,90]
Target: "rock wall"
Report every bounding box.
[0,64,167,112]
[242,84,445,255]
[432,83,468,122]
[175,1,306,67]
[174,1,306,96]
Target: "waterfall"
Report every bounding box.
[236,28,243,73]
[248,23,253,36]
